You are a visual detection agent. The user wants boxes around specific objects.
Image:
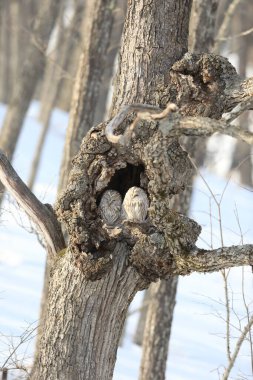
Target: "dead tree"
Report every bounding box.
[0,1,252,380]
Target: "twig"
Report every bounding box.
[222,314,253,380]
[221,269,232,361]
[222,98,253,123]
[217,26,253,41]
[214,0,245,53]
[1,324,37,369]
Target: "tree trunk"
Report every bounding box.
[28,1,85,190]
[0,1,11,103]
[0,0,61,159]
[94,0,127,124]
[0,0,61,203]
[32,1,194,379]
[110,0,192,113]
[136,2,218,375]
[229,2,252,186]
[58,0,117,193]
[189,0,218,53]
[31,246,145,380]
[133,288,151,346]
[27,117,51,190]
[139,278,178,380]
[38,0,67,124]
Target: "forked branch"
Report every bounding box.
[0,151,65,256]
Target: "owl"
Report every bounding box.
[99,190,122,226]
[122,187,149,222]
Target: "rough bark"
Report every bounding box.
[58,0,117,194]
[31,2,194,379]
[135,0,219,359]
[111,0,192,114]
[31,246,146,380]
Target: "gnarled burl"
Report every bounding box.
[55,53,253,282]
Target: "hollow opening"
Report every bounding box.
[97,163,145,204]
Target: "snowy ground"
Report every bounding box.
[0,102,252,379]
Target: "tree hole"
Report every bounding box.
[96,163,145,204]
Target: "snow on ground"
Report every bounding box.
[0,102,252,379]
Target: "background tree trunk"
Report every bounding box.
[27,1,87,191]
[139,278,178,380]
[133,288,151,346]
[94,0,127,124]
[0,1,11,103]
[38,0,85,121]
[58,0,118,193]
[229,1,252,186]
[0,0,61,202]
[189,0,218,53]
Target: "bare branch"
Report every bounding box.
[222,97,253,123]
[222,313,253,380]
[214,0,244,53]
[172,245,253,276]
[217,26,253,41]
[168,116,253,145]
[105,103,161,144]
[106,99,253,147]
[0,151,65,256]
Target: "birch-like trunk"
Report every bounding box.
[0,0,61,159]
[0,0,61,204]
